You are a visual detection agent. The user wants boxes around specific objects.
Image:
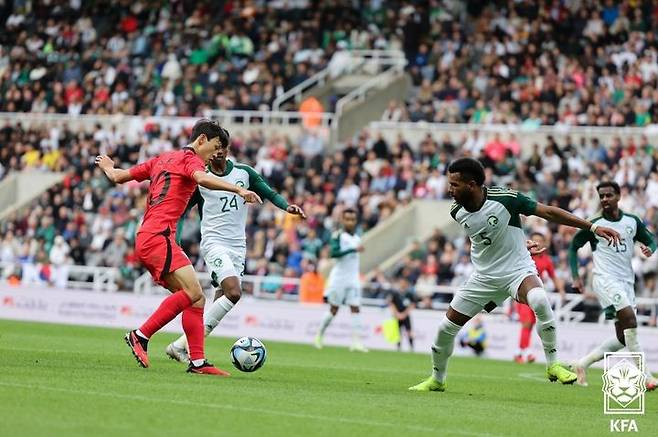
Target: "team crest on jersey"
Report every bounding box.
[236,180,245,187]
[626,226,633,235]
[487,215,499,227]
[213,258,223,268]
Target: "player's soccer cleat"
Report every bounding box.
[546,363,577,384]
[526,354,536,363]
[646,376,658,391]
[124,330,149,368]
[349,342,369,352]
[514,354,525,364]
[187,360,231,376]
[408,376,446,392]
[314,334,323,349]
[165,343,190,364]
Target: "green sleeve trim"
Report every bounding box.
[630,214,657,250]
[236,163,289,210]
[449,203,462,220]
[568,229,597,278]
[329,232,357,258]
[176,189,203,245]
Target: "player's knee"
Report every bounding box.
[330,306,339,316]
[350,306,360,313]
[184,283,204,303]
[617,308,637,329]
[223,285,242,304]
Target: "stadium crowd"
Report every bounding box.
[4,1,658,126]
[1,119,658,319]
[0,0,406,115]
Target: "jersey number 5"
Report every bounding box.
[478,232,492,246]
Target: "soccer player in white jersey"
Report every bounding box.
[409,158,621,392]
[568,181,657,390]
[314,208,368,352]
[165,135,306,364]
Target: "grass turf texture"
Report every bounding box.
[0,319,655,437]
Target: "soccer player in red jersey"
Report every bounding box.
[95,119,262,375]
[514,232,565,363]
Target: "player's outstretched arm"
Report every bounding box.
[95,155,134,184]
[193,171,262,204]
[533,203,621,246]
[244,164,307,218]
[567,230,593,293]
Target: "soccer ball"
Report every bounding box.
[230,336,267,372]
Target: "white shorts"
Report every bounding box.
[201,245,246,288]
[450,267,538,318]
[592,274,635,312]
[325,281,361,307]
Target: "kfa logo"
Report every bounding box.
[487,215,499,227]
[602,352,646,432]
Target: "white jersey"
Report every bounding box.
[190,159,287,254]
[569,211,656,284]
[327,230,361,284]
[450,187,537,277]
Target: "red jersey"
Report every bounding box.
[532,253,556,281]
[129,148,205,234]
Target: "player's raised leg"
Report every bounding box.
[517,275,576,384]
[409,306,470,392]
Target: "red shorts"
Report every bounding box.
[135,230,191,287]
[515,302,536,324]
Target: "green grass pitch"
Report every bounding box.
[0,319,655,436]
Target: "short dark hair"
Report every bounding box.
[190,119,230,147]
[596,181,620,195]
[447,158,485,186]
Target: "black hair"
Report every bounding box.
[343,208,358,216]
[190,119,230,147]
[596,181,620,195]
[447,158,485,186]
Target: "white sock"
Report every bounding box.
[136,329,149,340]
[351,312,363,343]
[622,328,653,379]
[526,287,558,366]
[204,295,235,335]
[318,312,334,337]
[578,337,624,369]
[191,359,205,367]
[171,296,236,350]
[431,318,461,383]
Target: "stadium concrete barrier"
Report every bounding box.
[1,286,656,370]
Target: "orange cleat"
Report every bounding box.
[514,355,525,364]
[125,330,150,368]
[187,361,231,376]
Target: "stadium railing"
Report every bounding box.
[0,262,119,292]
[368,120,658,157]
[0,111,335,145]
